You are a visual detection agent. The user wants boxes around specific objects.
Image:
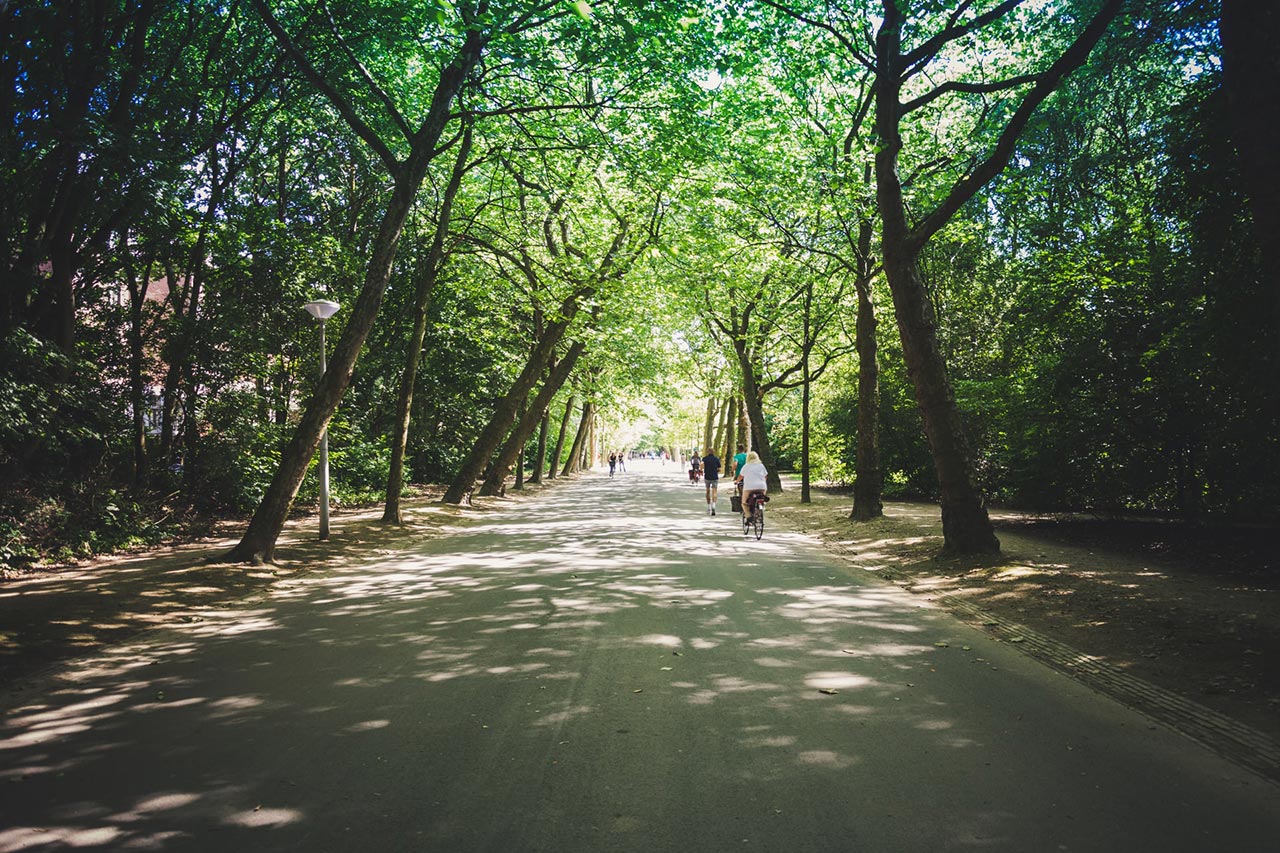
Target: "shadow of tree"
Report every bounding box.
[2,465,1277,851]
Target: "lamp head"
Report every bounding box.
[303,299,341,320]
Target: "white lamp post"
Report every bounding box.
[303,299,341,540]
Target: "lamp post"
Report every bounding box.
[303,299,341,540]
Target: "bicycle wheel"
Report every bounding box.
[752,506,764,540]
[742,509,751,536]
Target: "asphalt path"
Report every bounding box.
[2,461,1278,851]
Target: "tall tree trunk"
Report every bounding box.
[874,3,995,554]
[531,408,550,484]
[851,214,883,521]
[383,123,472,523]
[479,338,588,495]
[225,30,483,563]
[513,396,527,491]
[879,254,995,553]
[442,289,586,504]
[586,410,597,469]
[733,344,782,492]
[801,282,812,504]
[712,394,729,458]
[562,402,593,476]
[548,395,574,480]
[702,397,716,455]
[867,0,1119,553]
[724,397,736,470]
[851,269,883,520]
[47,228,76,357]
[801,369,811,503]
[125,256,150,491]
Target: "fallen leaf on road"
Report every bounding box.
[934,642,950,648]
[673,651,682,656]
[660,667,673,671]
[818,688,839,695]
[633,689,643,693]
[841,649,856,655]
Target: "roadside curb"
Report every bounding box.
[934,592,1280,787]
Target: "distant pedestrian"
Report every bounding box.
[609,452,617,477]
[702,448,722,515]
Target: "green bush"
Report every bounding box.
[190,391,285,514]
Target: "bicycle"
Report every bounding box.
[741,493,764,540]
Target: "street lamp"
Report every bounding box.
[303,299,341,540]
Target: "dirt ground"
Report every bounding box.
[770,486,1280,743]
[3,479,1278,748]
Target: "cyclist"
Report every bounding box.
[701,448,722,515]
[734,450,769,521]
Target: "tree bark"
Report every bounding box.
[872,2,992,552]
[383,123,472,523]
[531,408,550,484]
[586,409,597,469]
[548,395,574,480]
[702,397,716,456]
[441,288,586,504]
[562,402,593,476]
[124,254,150,491]
[851,215,883,521]
[712,395,729,459]
[225,29,483,563]
[851,267,883,521]
[478,338,587,495]
[801,283,812,504]
[734,342,782,493]
[724,395,742,477]
[870,0,1121,552]
[513,396,527,491]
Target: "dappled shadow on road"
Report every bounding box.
[0,489,463,689]
[774,490,1280,743]
[4,466,1258,851]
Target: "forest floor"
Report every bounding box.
[2,477,1277,749]
[770,485,1280,744]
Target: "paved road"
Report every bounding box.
[2,462,1277,851]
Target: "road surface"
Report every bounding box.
[2,461,1277,851]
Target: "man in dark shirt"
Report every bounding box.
[701,449,722,516]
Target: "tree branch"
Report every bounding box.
[317,0,414,141]
[900,73,1040,115]
[908,0,1125,253]
[760,0,874,71]
[902,0,1024,76]
[247,0,399,171]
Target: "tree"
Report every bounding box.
[383,122,475,523]
[226,0,495,562]
[874,0,1123,554]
